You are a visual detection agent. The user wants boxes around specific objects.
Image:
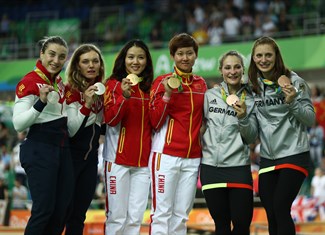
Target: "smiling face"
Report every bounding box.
[172,47,197,73]
[221,55,243,90]
[78,50,101,82]
[125,46,147,76]
[253,44,276,78]
[40,43,68,77]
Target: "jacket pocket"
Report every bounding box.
[166,118,174,145]
[118,127,126,153]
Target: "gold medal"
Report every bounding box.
[278,75,291,87]
[167,74,181,89]
[226,94,239,106]
[127,74,140,86]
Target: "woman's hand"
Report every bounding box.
[84,85,98,108]
[121,77,132,98]
[282,84,297,104]
[162,76,173,98]
[233,100,247,119]
[39,84,55,103]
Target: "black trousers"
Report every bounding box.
[65,151,98,235]
[258,168,306,235]
[203,187,253,235]
[20,139,74,235]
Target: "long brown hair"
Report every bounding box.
[248,36,291,94]
[65,44,105,92]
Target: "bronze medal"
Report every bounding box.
[278,75,291,87]
[226,94,239,106]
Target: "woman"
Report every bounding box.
[64,44,105,235]
[200,50,257,235]
[12,36,73,235]
[102,39,153,235]
[149,33,207,235]
[248,36,315,235]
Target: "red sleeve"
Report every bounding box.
[149,75,170,131]
[16,72,42,98]
[103,79,129,126]
[65,85,91,116]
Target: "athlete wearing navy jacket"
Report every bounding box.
[13,36,73,235]
[64,44,105,235]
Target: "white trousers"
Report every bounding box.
[149,152,200,235]
[104,161,150,235]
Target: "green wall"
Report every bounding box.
[1,35,325,90]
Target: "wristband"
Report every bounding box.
[162,95,171,103]
[122,92,131,99]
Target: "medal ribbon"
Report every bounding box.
[173,67,193,92]
[34,68,58,91]
[221,87,246,104]
[260,77,281,94]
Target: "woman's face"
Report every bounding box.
[253,44,276,75]
[40,43,68,77]
[172,47,197,73]
[221,55,243,87]
[125,46,147,76]
[78,50,101,82]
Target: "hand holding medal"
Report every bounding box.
[278,75,298,104]
[94,82,105,95]
[47,91,60,104]
[277,75,291,88]
[226,94,239,106]
[167,73,181,89]
[127,74,141,86]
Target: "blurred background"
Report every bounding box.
[1,0,325,234]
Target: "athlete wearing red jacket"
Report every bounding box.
[103,78,151,167]
[148,33,207,235]
[102,39,154,235]
[149,70,206,158]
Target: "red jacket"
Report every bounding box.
[103,78,152,167]
[149,72,207,158]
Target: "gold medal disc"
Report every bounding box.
[127,74,140,86]
[167,76,181,89]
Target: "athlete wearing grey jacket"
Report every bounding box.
[255,71,314,162]
[200,51,258,235]
[248,36,315,235]
[201,82,258,167]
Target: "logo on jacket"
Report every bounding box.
[209,99,217,104]
[209,107,236,117]
[18,83,26,96]
[255,97,286,107]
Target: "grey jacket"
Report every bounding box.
[201,82,258,167]
[254,71,315,160]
